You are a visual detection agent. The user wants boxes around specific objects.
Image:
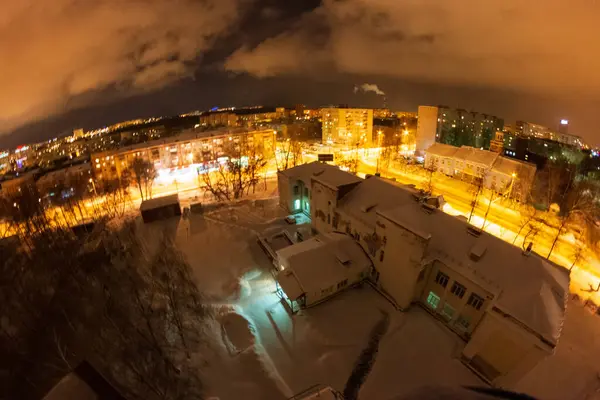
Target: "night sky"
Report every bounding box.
[2,0,600,148]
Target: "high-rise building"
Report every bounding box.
[415,106,503,155]
[415,106,439,155]
[558,119,569,135]
[320,107,373,147]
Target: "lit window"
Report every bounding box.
[427,291,440,310]
[294,199,301,210]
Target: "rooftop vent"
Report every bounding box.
[523,242,533,256]
[360,203,377,213]
[313,169,325,177]
[470,243,487,261]
[421,203,436,214]
[467,226,482,237]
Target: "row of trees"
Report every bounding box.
[0,208,211,398]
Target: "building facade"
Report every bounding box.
[276,163,569,388]
[425,143,536,201]
[91,128,275,182]
[321,108,373,147]
[416,106,504,155]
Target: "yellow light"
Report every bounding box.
[404,130,409,136]
[512,173,517,178]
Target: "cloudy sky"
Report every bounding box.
[1,0,600,147]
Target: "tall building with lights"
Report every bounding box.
[320,107,373,147]
[415,106,503,155]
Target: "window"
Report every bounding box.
[441,303,455,320]
[379,250,385,262]
[450,282,466,299]
[294,199,301,210]
[327,214,331,224]
[426,291,440,310]
[337,279,348,290]
[467,293,485,310]
[455,315,470,331]
[417,269,425,282]
[293,186,299,195]
[333,212,339,229]
[435,271,449,288]
[304,187,309,197]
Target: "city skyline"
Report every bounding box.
[2,1,600,147]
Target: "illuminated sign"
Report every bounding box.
[560,119,569,125]
[0,151,8,159]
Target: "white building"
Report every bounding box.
[320,108,373,147]
[425,143,536,201]
[275,232,373,310]
[277,163,569,387]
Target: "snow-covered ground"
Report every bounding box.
[148,200,600,400]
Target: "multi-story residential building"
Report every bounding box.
[415,106,439,155]
[425,143,536,201]
[320,107,373,147]
[516,120,585,149]
[416,106,504,154]
[276,162,569,388]
[36,163,92,197]
[198,112,238,128]
[91,128,275,182]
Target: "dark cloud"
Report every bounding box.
[0,0,244,135]
[225,0,600,97]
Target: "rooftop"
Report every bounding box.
[425,143,459,158]
[279,161,362,190]
[454,146,499,167]
[337,176,418,228]
[140,194,180,211]
[492,156,536,178]
[275,232,372,301]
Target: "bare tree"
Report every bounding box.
[275,139,303,171]
[0,216,211,399]
[130,158,157,200]
[202,141,267,202]
[547,180,600,259]
[513,205,538,245]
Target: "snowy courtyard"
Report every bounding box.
[143,200,600,400]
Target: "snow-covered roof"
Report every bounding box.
[454,146,499,167]
[425,143,459,158]
[140,194,180,211]
[337,176,418,228]
[280,162,362,190]
[378,203,569,345]
[491,156,536,178]
[275,232,372,300]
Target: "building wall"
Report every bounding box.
[419,260,494,338]
[372,215,428,309]
[321,108,373,147]
[91,130,275,181]
[463,310,551,387]
[310,180,339,233]
[416,106,439,155]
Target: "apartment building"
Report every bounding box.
[416,106,504,155]
[276,162,568,387]
[321,108,373,147]
[91,128,275,182]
